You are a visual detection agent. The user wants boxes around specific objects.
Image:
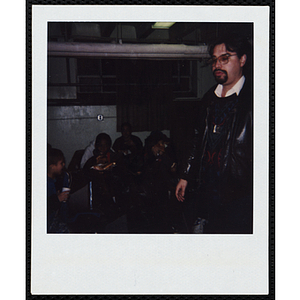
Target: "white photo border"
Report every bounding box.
[30,5,271,295]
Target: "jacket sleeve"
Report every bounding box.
[180,127,203,183]
[223,109,253,192]
[225,77,253,192]
[83,155,97,170]
[179,104,208,184]
[179,88,213,184]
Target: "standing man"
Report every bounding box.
[175,34,253,234]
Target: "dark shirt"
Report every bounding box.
[47,172,70,231]
[202,93,239,189]
[47,172,69,213]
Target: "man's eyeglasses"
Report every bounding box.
[207,54,238,66]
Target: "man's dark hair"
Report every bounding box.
[208,34,252,59]
[95,133,112,148]
[47,148,65,168]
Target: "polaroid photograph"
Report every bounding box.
[28,3,273,297]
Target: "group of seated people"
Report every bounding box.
[47,122,183,234]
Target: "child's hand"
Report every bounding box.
[93,162,116,171]
[92,164,105,171]
[58,191,69,202]
[96,156,108,165]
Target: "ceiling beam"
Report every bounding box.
[48,42,209,59]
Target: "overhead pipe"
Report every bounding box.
[48,41,209,59]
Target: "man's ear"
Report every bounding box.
[240,54,247,67]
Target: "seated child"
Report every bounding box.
[83,133,128,214]
[112,122,144,173]
[138,131,178,232]
[47,148,70,233]
[83,133,122,172]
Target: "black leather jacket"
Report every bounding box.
[181,78,253,201]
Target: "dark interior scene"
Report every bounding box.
[47,22,253,234]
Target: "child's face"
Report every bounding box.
[52,159,65,176]
[121,126,131,139]
[152,140,166,156]
[96,140,110,156]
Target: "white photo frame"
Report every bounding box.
[30,4,271,295]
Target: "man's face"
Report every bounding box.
[212,43,246,89]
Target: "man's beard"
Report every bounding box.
[213,69,228,84]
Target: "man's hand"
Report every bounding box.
[175,179,188,202]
